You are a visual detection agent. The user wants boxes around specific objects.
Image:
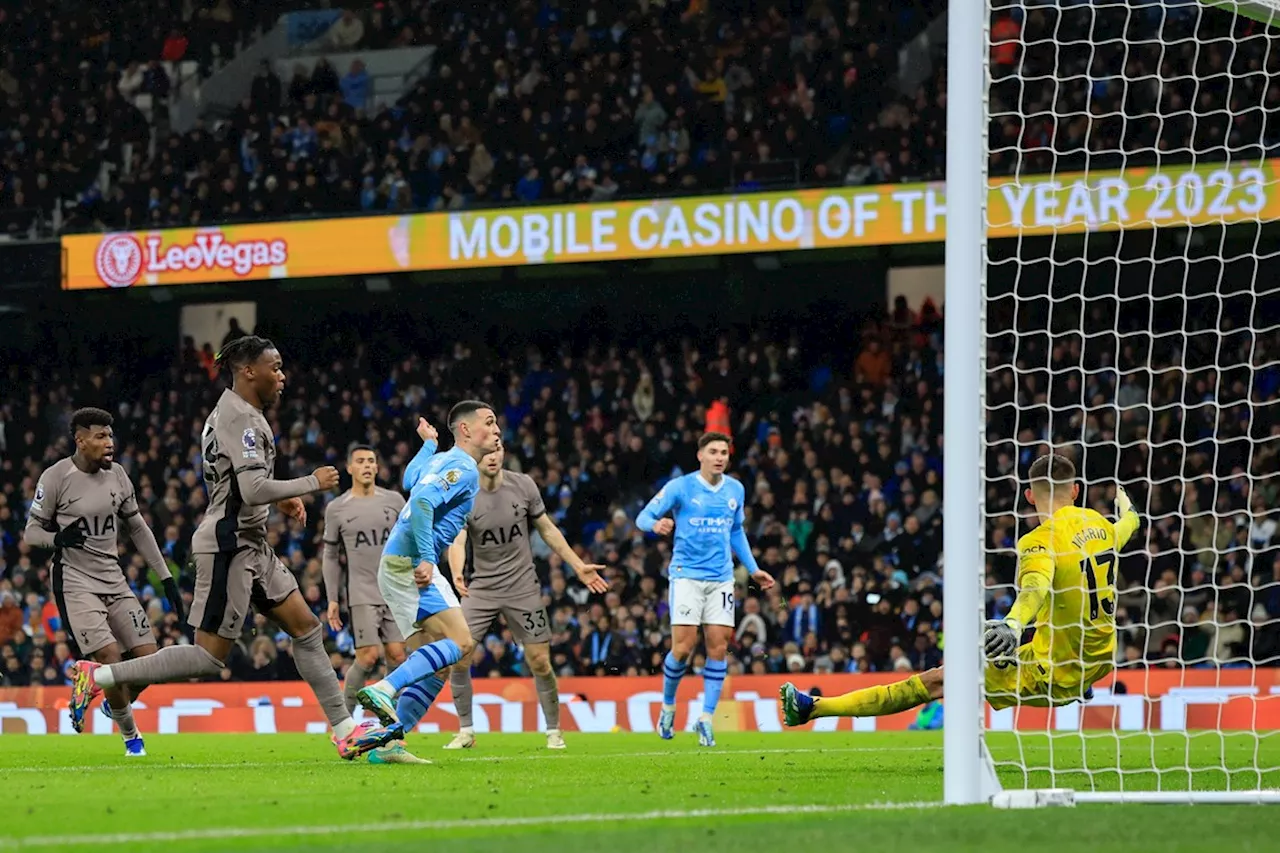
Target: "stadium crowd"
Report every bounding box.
[7,0,1278,236]
[2,292,1279,688]
[5,0,951,234]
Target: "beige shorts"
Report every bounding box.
[463,592,551,645]
[55,572,152,656]
[350,603,404,648]
[189,546,299,640]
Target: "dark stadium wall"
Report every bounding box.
[11,254,891,380]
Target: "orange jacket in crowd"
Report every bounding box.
[706,399,731,448]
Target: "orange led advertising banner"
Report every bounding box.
[62,161,1280,289]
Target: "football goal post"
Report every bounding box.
[944,0,1280,806]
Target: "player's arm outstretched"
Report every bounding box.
[532,514,609,593]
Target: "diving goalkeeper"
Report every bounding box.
[780,453,1140,724]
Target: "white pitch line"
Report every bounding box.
[0,745,940,774]
[2,801,943,849]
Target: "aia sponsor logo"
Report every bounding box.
[94,234,144,288]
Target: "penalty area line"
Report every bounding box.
[3,801,944,848]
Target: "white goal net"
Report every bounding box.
[950,0,1280,804]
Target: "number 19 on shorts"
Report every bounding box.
[669,578,736,628]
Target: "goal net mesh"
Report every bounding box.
[982,0,1280,796]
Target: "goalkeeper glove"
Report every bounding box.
[1115,484,1134,517]
[163,577,185,621]
[983,618,1020,660]
[53,523,87,549]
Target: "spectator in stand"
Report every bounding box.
[251,60,283,111]
[326,10,365,50]
[161,28,189,64]
[340,60,371,113]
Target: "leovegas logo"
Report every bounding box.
[93,231,289,286]
[94,234,144,288]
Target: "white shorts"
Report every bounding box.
[669,578,735,627]
[378,554,460,638]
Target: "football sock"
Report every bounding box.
[385,639,462,693]
[342,658,371,715]
[108,701,140,740]
[397,675,445,731]
[813,675,931,718]
[661,651,687,707]
[534,671,561,730]
[95,645,223,688]
[701,658,728,717]
[450,665,474,728]
[292,624,351,728]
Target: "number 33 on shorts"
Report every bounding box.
[521,609,548,632]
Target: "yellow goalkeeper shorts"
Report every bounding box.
[984,643,1113,710]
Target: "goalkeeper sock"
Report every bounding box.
[396,675,445,731]
[661,651,687,707]
[701,658,728,717]
[813,675,931,718]
[385,639,461,693]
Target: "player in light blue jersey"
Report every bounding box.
[636,431,774,746]
[348,401,501,755]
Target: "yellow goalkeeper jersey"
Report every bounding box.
[1015,505,1141,681]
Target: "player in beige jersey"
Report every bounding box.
[68,336,398,761]
[25,408,182,754]
[322,447,408,708]
[322,444,428,765]
[444,444,608,750]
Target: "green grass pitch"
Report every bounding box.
[2,732,1278,851]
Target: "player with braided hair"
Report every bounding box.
[69,336,397,760]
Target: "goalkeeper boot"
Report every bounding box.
[443,728,476,749]
[123,736,146,758]
[779,682,816,727]
[545,728,566,750]
[658,705,676,740]
[356,683,399,727]
[68,661,102,734]
[334,720,401,761]
[369,740,432,765]
[694,716,716,748]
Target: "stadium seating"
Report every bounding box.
[4,0,949,234]
[7,2,1276,237]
